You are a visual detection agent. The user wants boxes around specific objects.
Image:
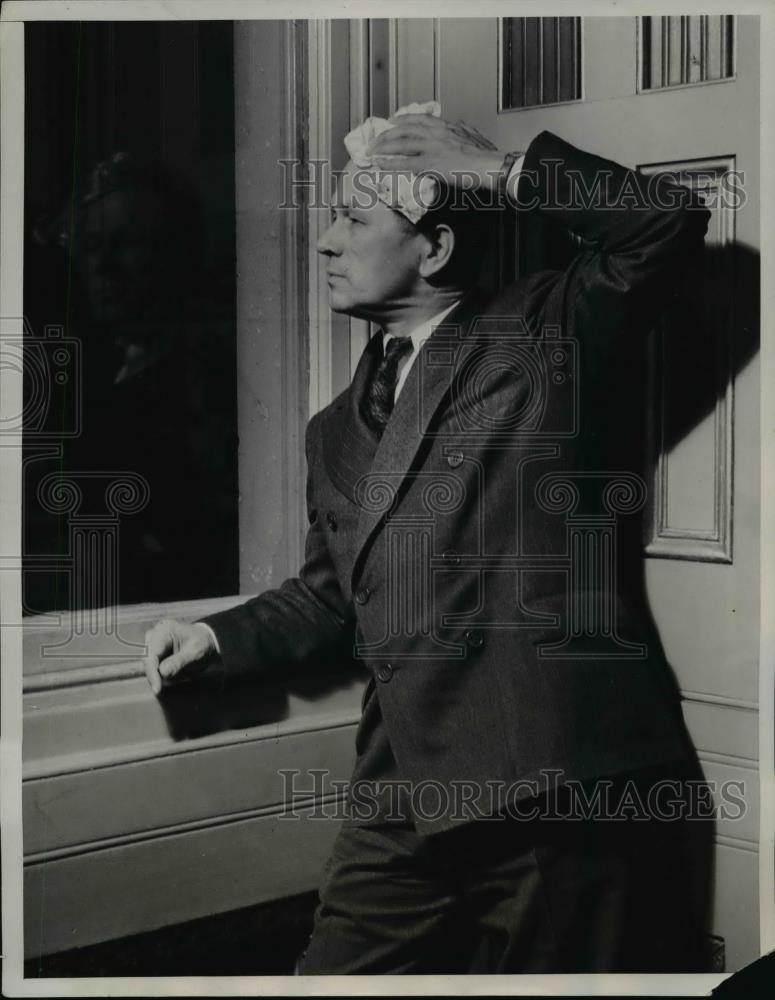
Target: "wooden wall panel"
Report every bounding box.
[24,804,343,959]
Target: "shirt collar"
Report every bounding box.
[383,299,461,355]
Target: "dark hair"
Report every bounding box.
[403,178,500,288]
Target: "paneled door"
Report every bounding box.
[389,14,761,972]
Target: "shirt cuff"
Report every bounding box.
[195,620,221,655]
[502,153,525,203]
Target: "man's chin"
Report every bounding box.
[327,292,363,318]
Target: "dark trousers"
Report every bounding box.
[297,762,714,974]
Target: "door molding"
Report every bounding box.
[641,157,736,564]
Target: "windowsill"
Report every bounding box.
[21,593,248,681]
[24,664,364,778]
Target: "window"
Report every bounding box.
[500,17,582,111]
[22,22,239,615]
[638,16,735,91]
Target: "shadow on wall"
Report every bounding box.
[154,640,363,743]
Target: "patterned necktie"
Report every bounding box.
[361,334,413,437]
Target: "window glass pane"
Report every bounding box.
[22,22,239,613]
[639,15,735,91]
[501,17,582,110]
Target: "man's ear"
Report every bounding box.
[418,223,455,279]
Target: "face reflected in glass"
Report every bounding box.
[80,187,179,325]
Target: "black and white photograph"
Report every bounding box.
[1,1,773,994]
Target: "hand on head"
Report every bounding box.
[366,113,504,193]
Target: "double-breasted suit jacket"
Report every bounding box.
[203,131,711,834]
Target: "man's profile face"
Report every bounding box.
[317,160,425,321]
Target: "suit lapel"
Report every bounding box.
[322,329,382,504]
[352,287,490,571]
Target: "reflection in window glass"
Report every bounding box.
[23,22,239,613]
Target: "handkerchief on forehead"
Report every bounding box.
[343,100,442,224]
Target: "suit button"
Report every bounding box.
[465,628,485,650]
[442,550,461,566]
[326,511,338,531]
[377,663,394,683]
[447,450,464,469]
[354,586,371,605]
[309,508,318,524]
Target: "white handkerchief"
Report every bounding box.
[343,100,442,224]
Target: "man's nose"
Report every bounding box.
[316,220,340,256]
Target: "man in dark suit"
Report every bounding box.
[145,112,712,973]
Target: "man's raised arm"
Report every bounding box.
[509,129,711,338]
[368,115,711,334]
